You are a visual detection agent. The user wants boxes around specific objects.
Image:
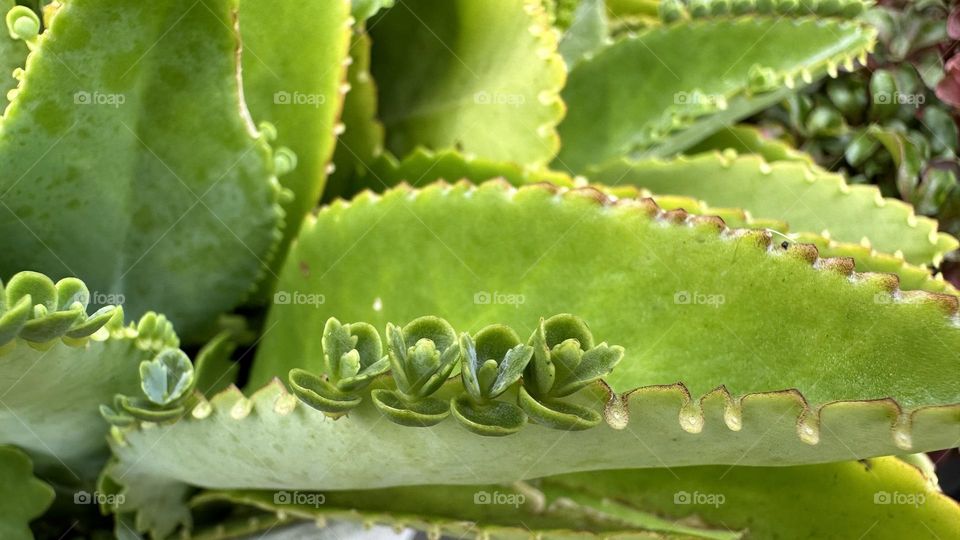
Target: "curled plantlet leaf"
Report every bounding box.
[322,318,390,392]
[372,316,460,427]
[140,349,195,407]
[103,348,195,426]
[5,5,39,44]
[289,318,390,415]
[0,271,119,346]
[451,325,533,436]
[519,314,624,430]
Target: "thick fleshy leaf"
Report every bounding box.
[245,181,960,453]
[685,124,815,164]
[555,17,876,171]
[0,293,179,479]
[195,474,734,540]
[0,0,29,110]
[0,0,283,339]
[549,457,960,539]
[105,382,960,538]
[324,27,386,202]
[369,0,566,165]
[240,0,351,274]
[557,0,609,67]
[0,446,54,540]
[140,349,194,406]
[590,153,959,265]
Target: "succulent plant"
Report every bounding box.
[2,0,960,539]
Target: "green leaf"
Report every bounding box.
[239,0,352,277]
[549,457,960,539]
[558,0,609,67]
[140,349,194,406]
[0,446,54,540]
[351,0,394,21]
[195,474,737,540]
[365,147,572,192]
[555,17,876,171]
[0,0,29,110]
[246,181,960,450]
[105,382,960,538]
[369,0,566,165]
[685,124,815,164]
[450,395,528,436]
[0,0,284,340]
[589,152,959,265]
[0,293,179,479]
[324,27,385,202]
[193,332,239,397]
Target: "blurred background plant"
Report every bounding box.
[753,0,960,244]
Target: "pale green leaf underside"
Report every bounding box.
[196,457,960,540]
[0,0,282,339]
[196,475,734,540]
[0,310,177,480]
[550,457,960,540]
[240,0,351,276]
[0,0,28,110]
[369,0,566,165]
[589,153,959,265]
[0,446,53,540]
[555,17,876,172]
[251,181,960,411]
[106,383,960,538]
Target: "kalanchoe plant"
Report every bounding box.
[519,314,625,430]
[4,0,960,538]
[371,316,462,426]
[288,318,390,414]
[452,325,534,435]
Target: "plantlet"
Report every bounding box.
[2,0,959,539]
